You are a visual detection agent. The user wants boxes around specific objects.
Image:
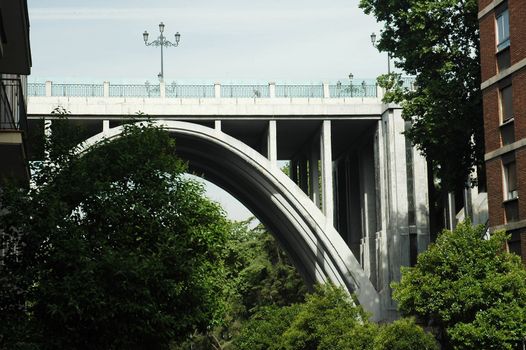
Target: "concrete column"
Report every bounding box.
[214,120,222,131]
[290,159,299,184]
[160,81,166,98]
[320,120,334,226]
[299,158,309,193]
[214,83,221,98]
[267,120,277,167]
[102,120,110,134]
[269,82,276,98]
[45,81,52,97]
[309,147,320,208]
[323,82,330,98]
[103,81,110,97]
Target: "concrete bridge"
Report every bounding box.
[27,79,429,321]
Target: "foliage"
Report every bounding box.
[233,305,301,350]
[359,0,483,190]
[373,318,438,350]
[234,284,381,350]
[223,222,307,314]
[173,220,308,349]
[392,221,526,349]
[278,284,375,350]
[0,117,230,349]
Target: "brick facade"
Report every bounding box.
[509,0,526,65]
[479,14,496,82]
[480,0,526,262]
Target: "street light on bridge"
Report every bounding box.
[143,22,181,82]
[370,32,391,74]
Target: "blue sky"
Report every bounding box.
[27,0,386,220]
[27,0,386,83]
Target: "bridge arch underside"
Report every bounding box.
[82,120,380,318]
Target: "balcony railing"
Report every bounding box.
[1,78,27,132]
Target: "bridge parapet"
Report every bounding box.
[28,80,391,99]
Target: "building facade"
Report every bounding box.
[0,0,32,186]
[479,0,526,261]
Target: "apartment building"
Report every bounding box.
[479,0,526,261]
[0,0,32,186]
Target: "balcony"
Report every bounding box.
[0,78,29,186]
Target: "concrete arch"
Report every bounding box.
[80,120,380,319]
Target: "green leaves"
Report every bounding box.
[234,284,438,350]
[0,120,231,349]
[392,221,526,349]
[360,0,483,190]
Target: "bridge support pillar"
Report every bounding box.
[376,108,430,319]
[267,120,277,167]
[214,120,221,131]
[290,159,298,184]
[103,120,110,134]
[321,120,334,227]
[299,158,309,193]
[309,147,320,208]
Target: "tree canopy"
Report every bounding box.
[360,0,483,191]
[392,222,526,349]
[0,118,230,349]
[234,284,438,350]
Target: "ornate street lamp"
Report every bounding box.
[143,22,181,82]
[348,72,354,97]
[370,32,391,74]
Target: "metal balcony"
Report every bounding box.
[0,78,29,186]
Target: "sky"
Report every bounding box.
[27,0,386,220]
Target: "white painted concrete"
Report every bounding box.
[28,95,384,118]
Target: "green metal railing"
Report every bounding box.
[329,83,377,98]
[28,83,46,96]
[109,84,160,98]
[221,85,270,98]
[275,85,324,98]
[166,84,215,98]
[27,79,415,98]
[52,83,104,97]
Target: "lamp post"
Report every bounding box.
[370,32,391,74]
[143,22,181,82]
[348,72,354,97]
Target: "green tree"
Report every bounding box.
[234,305,301,350]
[173,220,307,349]
[359,0,483,191]
[392,221,526,349]
[0,118,230,349]
[373,318,438,350]
[279,284,376,350]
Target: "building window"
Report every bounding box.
[500,84,513,121]
[502,153,519,223]
[503,157,518,200]
[496,7,510,52]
